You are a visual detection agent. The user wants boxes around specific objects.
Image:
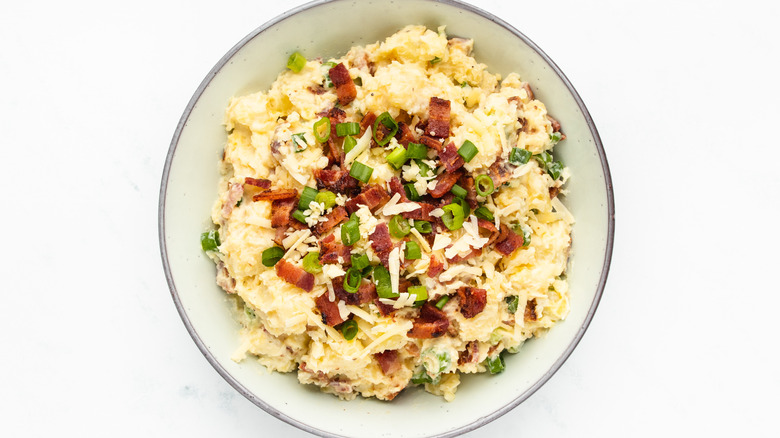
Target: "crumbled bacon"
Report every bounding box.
[429,169,463,198]
[307,85,327,95]
[522,82,535,100]
[524,298,537,321]
[275,259,315,292]
[345,184,391,214]
[314,168,358,194]
[315,293,346,326]
[547,115,561,132]
[427,256,444,278]
[549,186,561,199]
[319,234,352,265]
[458,341,480,365]
[328,63,356,106]
[457,287,487,318]
[220,182,244,221]
[439,142,464,172]
[374,298,396,316]
[401,201,435,222]
[334,278,377,306]
[395,122,416,146]
[495,224,525,255]
[271,197,297,228]
[388,176,408,202]
[313,206,348,236]
[374,350,401,375]
[408,303,450,339]
[477,218,497,233]
[359,112,377,137]
[426,97,451,138]
[323,108,347,166]
[487,159,513,187]
[419,134,443,152]
[252,189,298,201]
[447,247,482,263]
[244,177,271,189]
[457,174,477,209]
[369,223,394,267]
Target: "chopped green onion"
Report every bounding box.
[291,133,308,152]
[235,198,243,207]
[287,51,306,73]
[315,190,336,209]
[351,253,370,271]
[299,186,319,210]
[343,267,362,293]
[313,117,331,143]
[341,214,360,246]
[386,146,407,169]
[322,61,336,87]
[547,161,564,180]
[509,147,532,165]
[429,56,442,65]
[336,122,360,137]
[389,215,411,238]
[474,206,494,221]
[261,246,285,267]
[411,367,439,385]
[200,230,220,251]
[520,226,531,247]
[361,265,374,277]
[372,112,399,146]
[292,209,307,223]
[403,183,420,201]
[302,252,322,274]
[486,354,506,374]
[550,131,562,143]
[408,285,428,302]
[475,174,494,197]
[373,265,397,298]
[451,184,468,199]
[441,203,465,230]
[505,296,519,314]
[413,220,432,234]
[349,161,373,183]
[340,319,358,340]
[534,152,563,180]
[354,77,363,86]
[416,159,432,177]
[405,142,428,159]
[455,196,470,217]
[435,295,450,310]
[534,151,553,167]
[343,135,357,154]
[404,241,421,260]
[457,140,478,162]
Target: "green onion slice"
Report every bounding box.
[299,186,319,210]
[350,253,370,271]
[435,295,450,310]
[474,206,494,221]
[441,203,465,230]
[292,209,307,223]
[455,196,470,217]
[413,220,432,234]
[486,354,506,374]
[403,183,420,202]
[372,112,398,146]
[343,267,362,293]
[504,296,519,314]
[287,51,306,73]
[547,161,564,180]
[405,142,428,159]
[313,117,331,143]
[340,319,358,340]
[389,215,411,238]
[341,214,361,246]
[509,147,532,165]
[408,285,428,302]
[450,184,468,199]
[343,135,357,154]
[550,131,562,143]
[429,56,442,65]
[373,265,397,298]
[474,174,494,197]
[336,122,360,137]
[200,230,220,252]
[404,241,421,260]
[314,190,336,209]
[261,246,285,267]
[416,159,432,177]
[386,146,407,169]
[457,140,478,162]
[291,133,308,152]
[302,252,322,274]
[349,161,373,183]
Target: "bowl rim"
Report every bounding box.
[158,0,615,436]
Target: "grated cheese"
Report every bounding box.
[322,264,347,279]
[551,197,575,224]
[439,264,482,282]
[282,229,312,259]
[432,234,452,251]
[388,246,401,296]
[344,127,372,168]
[381,193,422,216]
[409,228,432,253]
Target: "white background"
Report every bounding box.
[2,0,778,436]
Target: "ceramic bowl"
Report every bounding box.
[159,0,614,436]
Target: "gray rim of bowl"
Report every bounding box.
[158,0,615,437]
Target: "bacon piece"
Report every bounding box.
[374,298,396,316]
[439,142,464,173]
[522,83,535,100]
[244,177,271,189]
[319,233,352,265]
[314,169,358,194]
[447,247,482,263]
[307,85,327,95]
[252,189,298,202]
[458,341,480,365]
[328,63,356,106]
[395,122,416,146]
[369,223,393,265]
[426,97,451,138]
[457,287,487,318]
[427,256,444,278]
[419,134,443,153]
[477,218,497,233]
[220,182,244,222]
[408,303,450,339]
[388,176,409,202]
[271,197,297,228]
[457,174,477,209]
[275,259,315,292]
[374,350,401,375]
[359,112,377,137]
[524,298,538,321]
[315,293,346,326]
[345,184,391,214]
[495,224,525,255]
[313,206,349,236]
[402,201,436,221]
[430,169,463,198]
[488,159,513,187]
[549,186,561,199]
[323,108,347,166]
[334,278,377,305]
[547,115,566,140]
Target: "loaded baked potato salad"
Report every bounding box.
[201,25,573,401]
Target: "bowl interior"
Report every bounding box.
[160,1,612,437]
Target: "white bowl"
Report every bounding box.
[159,0,614,436]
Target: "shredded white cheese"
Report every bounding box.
[344,127,372,168]
[551,197,575,224]
[430,208,445,218]
[282,229,311,259]
[432,234,452,251]
[389,246,401,297]
[439,264,482,282]
[322,264,347,279]
[381,192,421,216]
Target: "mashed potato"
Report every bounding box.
[203,25,572,402]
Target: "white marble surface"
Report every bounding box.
[2,0,778,436]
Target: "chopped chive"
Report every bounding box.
[475,174,494,197]
[200,230,220,252]
[298,186,319,210]
[413,220,432,234]
[292,209,307,223]
[404,241,421,260]
[286,52,306,73]
[372,112,399,146]
[291,133,308,152]
[451,184,468,199]
[386,146,407,169]
[405,142,427,159]
[389,215,411,238]
[349,161,373,183]
[313,117,331,143]
[343,135,357,154]
[341,213,360,246]
[547,161,564,180]
[457,140,478,162]
[509,147,532,165]
[474,206,494,221]
[486,354,506,374]
[429,56,442,65]
[314,190,336,209]
[261,246,285,267]
[336,122,360,137]
[441,203,465,230]
[435,295,450,310]
[350,254,370,271]
[505,296,519,314]
[373,265,397,298]
[403,183,420,201]
[302,252,322,274]
[340,319,358,340]
[343,267,362,293]
[550,131,562,143]
[408,285,428,302]
[520,227,531,247]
